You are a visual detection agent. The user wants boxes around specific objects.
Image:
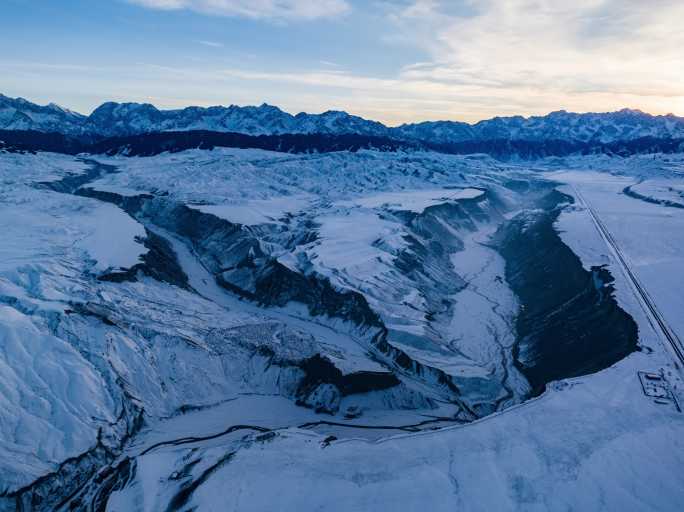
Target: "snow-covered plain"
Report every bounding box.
[549,170,684,365]
[0,148,683,510]
[111,356,684,512]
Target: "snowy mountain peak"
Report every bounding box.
[257,102,283,111]
[616,107,647,115]
[0,94,87,134]
[47,102,72,114]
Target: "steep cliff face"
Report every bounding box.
[72,164,535,424]
[495,189,639,393]
[74,158,640,415]
[73,174,441,422]
[51,155,643,412]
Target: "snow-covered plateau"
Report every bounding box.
[0,146,683,511]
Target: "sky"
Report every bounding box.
[2,0,683,125]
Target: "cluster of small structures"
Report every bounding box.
[638,370,682,412]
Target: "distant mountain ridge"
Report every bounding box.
[0,95,86,135]
[2,93,684,145]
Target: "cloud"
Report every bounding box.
[12,1,684,124]
[127,0,350,20]
[6,53,683,126]
[196,40,223,47]
[377,0,684,119]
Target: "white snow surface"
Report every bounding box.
[103,153,684,512]
[0,306,116,491]
[191,194,312,225]
[87,149,525,401]
[76,202,146,271]
[337,187,484,213]
[112,355,684,512]
[1,148,684,510]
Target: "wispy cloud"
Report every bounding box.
[6,1,684,123]
[376,0,684,119]
[127,0,351,20]
[196,40,223,48]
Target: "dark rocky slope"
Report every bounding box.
[495,189,639,394]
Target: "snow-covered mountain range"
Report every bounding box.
[2,93,684,144]
[0,95,86,134]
